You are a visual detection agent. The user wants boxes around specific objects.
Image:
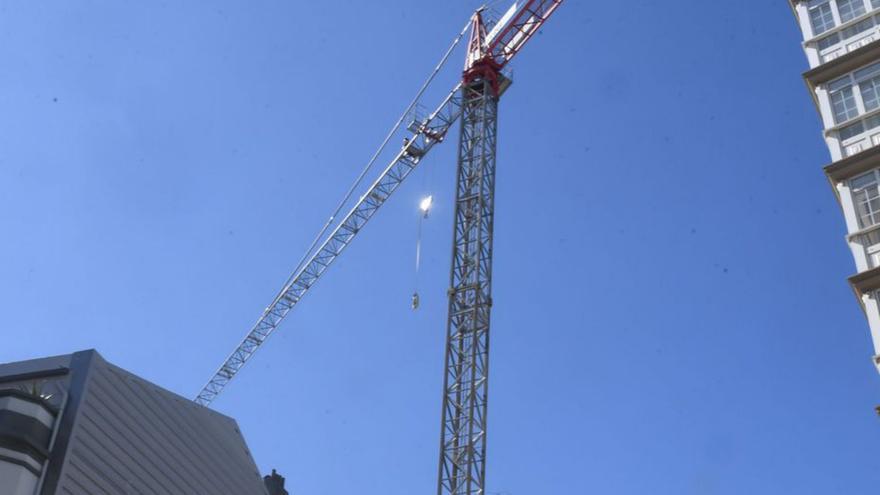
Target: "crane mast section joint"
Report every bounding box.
[193,84,466,407]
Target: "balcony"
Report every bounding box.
[816,14,880,64]
[851,226,880,269]
[840,117,880,157]
[802,3,880,68]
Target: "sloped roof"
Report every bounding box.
[0,350,269,495]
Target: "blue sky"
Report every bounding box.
[1,1,878,494]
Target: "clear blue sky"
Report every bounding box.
[0,1,877,493]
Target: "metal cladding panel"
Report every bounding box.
[49,352,268,495]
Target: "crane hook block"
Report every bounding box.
[411,292,420,310]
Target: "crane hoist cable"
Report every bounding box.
[412,194,433,310]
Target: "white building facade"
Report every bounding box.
[792,0,880,372]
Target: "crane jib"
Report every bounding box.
[193,84,465,406]
[487,0,563,68]
[195,2,563,409]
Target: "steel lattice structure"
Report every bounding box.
[436,76,498,495]
[195,2,564,493]
[195,85,464,406]
[435,4,561,493]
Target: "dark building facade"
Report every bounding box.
[263,469,290,495]
[0,350,271,494]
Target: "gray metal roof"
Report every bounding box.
[0,350,269,495]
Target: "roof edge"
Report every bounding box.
[824,144,880,182]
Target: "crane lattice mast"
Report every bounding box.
[436,3,561,494]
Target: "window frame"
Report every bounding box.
[838,0,868,23]
[830,76,862,123]
[850,169,880,229]
[827,62,880,125]
[810,0,838,36]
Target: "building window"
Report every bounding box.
[827,63,880,125]
[811,1,836,35]
[860,76,880,111]
[861,229,880,267]
[841,16,875,40]
[842,120,867,139]
[851,170,880,228]
[831,77,860,123]
[874,0,880,9]
[838,0,868,23]
[857,63,880,110]
[818,32,842,50]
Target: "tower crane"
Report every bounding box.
[195,2,563,494]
